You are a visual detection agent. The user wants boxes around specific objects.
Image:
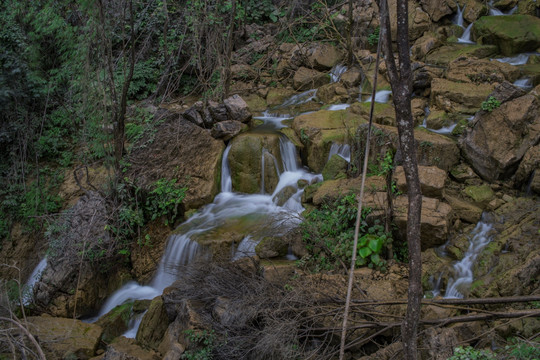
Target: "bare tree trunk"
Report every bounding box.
[223,0,237,99]
[378,0,422,359]
[346,0,354,65]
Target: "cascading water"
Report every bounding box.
[495,53,534,65]
[488,0,504,15]
[457,23,475,44]
[443,214,495,298]
[365,90,392,103]
[91,93,322,336]
[330,64,348,83]
[23,257,48,305]
[327,103,351,111]
[514,78,533,90]
[327,143,351,163]
[452,4,465,28]
[279,89,318,108]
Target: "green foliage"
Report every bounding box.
[368,27,380,46]
[481,96,501,112]
[145,178,187,225]
[504,338,540,359]
[300,194,392,271]
[368,150,394,177]
[448,346,495,360]
[182,329,217,360]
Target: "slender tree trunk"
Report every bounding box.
[378,0,423,358]
[223,0,237,99]
[346,0,354,65]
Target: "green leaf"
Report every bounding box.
[368,237,383,253]
[358,247,372,258]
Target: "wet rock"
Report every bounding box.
[210,120,247,141]
[393,165,447,198]
[449,163,481,183]
[223,94,252,123]
[27,316,102,359]
[137,296,169,351]
[515,144,540,193]
[517,0,540,15]
[340,66,363,88]
[255,236,288,259]
[444,191,483,223]
[96,302,134,344]
[411,33,442,61]
[293,67,330,91]
[316,82,348,104]
[266,88,296,107]
[488,80,526,104]
[472,15,540,55]
[273,185,297,206]
[394,196,453,249]
[460,94,540,181]
[322,154,348,181]
[463,0,488,22]
[431,78,495,114]
[228,133,281,193]
[462,184,494,208]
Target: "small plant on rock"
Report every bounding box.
[481,96,501,112]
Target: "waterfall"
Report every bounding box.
[495,53,532,65]
[365,90,392,103]
[232,236,258,261]
[261,149,281,194]
[123,311,146,338]
[514,78,533,90]
[23,257,48,305]
[327,143,351,163]
[280,89,318,108]
[420,106,430,128]
[330,64,348,83]
[444,214,495,298]
[457,23,475,44]
[327,104,351,111]
[221,144,233,192]
[488,0,504,15]
[452,4,465,28]
[279,136,300,172]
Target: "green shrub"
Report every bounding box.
[481,96,501,112]
[368,27,380,46]
[300,194,392,272]
[182,329,216,360]
[448,346,495,360]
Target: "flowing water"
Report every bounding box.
[452,5,465,28]
[495,53,534,65]
[457,23,475,44]
[365,90,392,103]
[327,143,351,163]
[330,64,348,83]
[91,92,322,335]
[279,89,318,108]
[514,78,533,90]
[326,103,350,111]
[23,257,48,305]
[443,214,495,298]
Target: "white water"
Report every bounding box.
[495,53,532,65]
[453,5,465,28]
[221,144,233,192]
[330,64,348,83]
[123,310,146,338]
[444,214,495,298]
[253,111,293,130]
[232,236,258,261]
[327,143,351,163]
[365,90,392,103]
[279,89,318,108]
[514,78,533,90]
[23,257,48,305]
[327,103,350,111]
[420,106,430,128]
[457,23,475,44]
[430,123,457,135]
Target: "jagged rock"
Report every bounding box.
[431,78,495,114]
[446,57,520,84]
[255,236,288,259]
[460,94,540,181]
[34,192,131,317]
[340,67,363,88]
[293,67,330,91]
[223,94,252,123]
[419,0,454,21]
[228,133,281,194]
[137,296,169,351]
[515,144,540,192]
[316,82,348,104]
[207,100,228,122]
[473,15,540,55]
[230,64,257,81]
[307,43,343,70]
[182,107,204,127]
[394,196,453,249]
[444,192,483,223]
[210,120,247,141]
[517,0,540,15]
[462,0,488,23]
[411,33,442,61]
[273,185,297,206]
[127,116,224,210]
[27,316,102,359]
[487,81,526,104]
[100,337,160,360]
[393,165,447,198]
[96,302,134,344]
[322,154,348,181]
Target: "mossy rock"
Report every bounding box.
[243,93,267,112]
[136,296,169,352]
[473,15,540,56]
[301,182,323,203]
[96,302,134,344]
[266,88,296,107]
[322,154,348,181]
[425,44,498,66]
[350,102,395,126]
[463,184,495,207]
[255,236,288,259]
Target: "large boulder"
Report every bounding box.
[316,82,348,104]
[394,196,453,249]
[27,316,102,359]
[292,109,364,172]
[460,94,540,181]
[393,165,447,198]
[266,88,296,107]
[127,115,224,210]
[307,43,343,70]
[293,67,330,91]
[137,296,170,351]
[227,133,282,194]
[101,337,160,360]
[446,57,520,84]
[425,44,498,66]
[223,94,252,123]
[462,0,488,23]
[419,0,454,21]
[431,78,495,114]
[473,15,540,56]
[210,120,248,141]
[515,143,540,193]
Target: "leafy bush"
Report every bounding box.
[301,194,392,271]
[448,346,495,360]
[368,27,380,46]
[182,329,217,360]
[145,178,187,225]
[481,96,501,112]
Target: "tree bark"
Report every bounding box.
[378,0,423,359]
